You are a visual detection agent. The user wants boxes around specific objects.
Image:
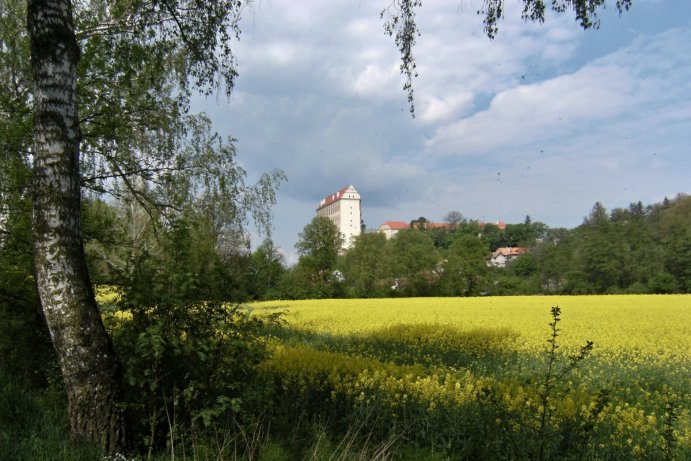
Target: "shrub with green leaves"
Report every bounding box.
[109,301,281,456]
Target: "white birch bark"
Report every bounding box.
[27,0,126,453]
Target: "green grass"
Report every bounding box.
[0,367,103,461]
[0,365,429,461]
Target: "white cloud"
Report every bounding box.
[263,41,299,66]
[352,63,400,97]
[418,92,474,124]
[426,27,691,156]
[192,0,691,253]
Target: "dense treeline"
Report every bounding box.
[57,192,691,302]
[75,192,691,301]
[286,194,691,299]
[530,196,691,295]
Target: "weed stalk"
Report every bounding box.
[537,306,594,461]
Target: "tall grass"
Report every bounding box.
[0,364,410,461]
[0,367,102,461]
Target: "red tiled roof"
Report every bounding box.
[423,222,451,229]
[381,221,409,230]
[491,247,527,258]
[317,185,354,210]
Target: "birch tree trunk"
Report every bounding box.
[27,0,126,453]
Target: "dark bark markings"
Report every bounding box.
[28,0,126,453]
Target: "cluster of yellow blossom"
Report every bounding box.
[252,295,690,356]
[253,295,690,458]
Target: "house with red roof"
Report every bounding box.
[489,247,527,267]
[378,221,409,239]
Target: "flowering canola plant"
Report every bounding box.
[253,295,690,458]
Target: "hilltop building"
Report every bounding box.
[316,185,362,250]
[378,221,409,239]
[378,219,507,239]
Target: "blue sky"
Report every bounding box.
[192,0,691,264]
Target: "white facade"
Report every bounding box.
[316,185,362,250]
[378,221,409,239]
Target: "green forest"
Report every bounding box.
[284,195,691,299]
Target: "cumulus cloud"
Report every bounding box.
[192,0,691,253]
[427,63,635,154]
[426,27,691,157]
[352,63,400,97]
[418,93,475,124]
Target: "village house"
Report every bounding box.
[378,219,507,239]
[377,221,409,239]
[489,247,528,267]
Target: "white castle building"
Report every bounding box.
[316,185,362,250]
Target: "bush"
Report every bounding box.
[109,301,282,457]
[647,273,679,294]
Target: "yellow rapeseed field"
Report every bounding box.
[251,295,690,359]
[253,295,690,459]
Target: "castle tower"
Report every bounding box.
[316,185,362,250]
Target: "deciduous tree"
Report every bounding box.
[390,229,439,296]
[444,210,464,227]
[21,0,282,453]
[28,0,126,451]
[249,238,286,300]
[296,216,344,284]
[441,234,489,296]
[342,232,392,297]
